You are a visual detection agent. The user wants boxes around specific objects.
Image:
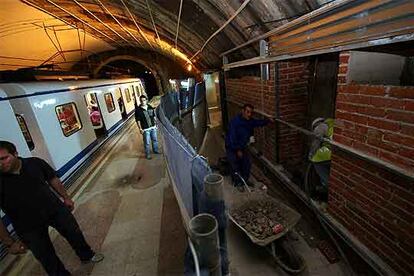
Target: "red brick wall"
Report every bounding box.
[225,66,276,115]
[328,51,414,275]
[224,60,311,167]
[225,65,277,163]
[277,60,310,167]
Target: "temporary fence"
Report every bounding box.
[157,82,228,274]
[156,82,211,223]
[176,82,209,150]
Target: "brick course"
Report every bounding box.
[328,51,414,275]
[224,50,414,274]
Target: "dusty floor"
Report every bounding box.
[200,110,349,276]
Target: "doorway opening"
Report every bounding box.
[115,88,127,120]
[84,93,107,138]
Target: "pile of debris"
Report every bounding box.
[232,201,285,240]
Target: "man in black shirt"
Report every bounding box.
[0,141,103,275]
[134,95,160,159]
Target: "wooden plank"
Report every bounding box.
[273,18,414,57]
[268,0,394,43]
[269,2,414,54]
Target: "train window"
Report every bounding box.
[15,114,35,150]
[55,103,83,137]
[104,93,115,113]
[124,88,131,103]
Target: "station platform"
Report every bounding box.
[4,111,349,275]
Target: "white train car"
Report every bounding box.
[0,78,143,181]
[0,90,32,158]
[0,78,146,259]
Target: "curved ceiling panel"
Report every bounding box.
[2,0,331,72]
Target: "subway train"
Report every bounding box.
[0,79,145,252]
[0,78,146,181]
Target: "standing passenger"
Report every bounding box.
[135,95,160,159]
[0,141,103,276]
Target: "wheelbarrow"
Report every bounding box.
[228,174,306,274]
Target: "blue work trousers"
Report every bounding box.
[226,148,251,186]
[143,128,159,157]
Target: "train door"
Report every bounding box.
[131,85,138,107]
[84,92,107,138]
[134,84,142,106]
[15,114,35,151]
[116,88,127,120]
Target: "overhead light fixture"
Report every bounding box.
[186,64,192,72]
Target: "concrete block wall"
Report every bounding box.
[328,51,414,275]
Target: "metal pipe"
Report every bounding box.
[42,23,65,61]
[145,0,161,42]
[82,23,86,55]
[43,0,121,45]
[219,71,229,132]
[0,25,39,37]
[203,173,229,275]
[188,237,201,276]
[94,0,143,47]
[0,56,47,62]
[119,0,154,49]
[72,0,133,46]
[204,173,224,201]
[234,172,251,193]
[20,0,79,31]
[52,26,66,61]
[0,63,37,67]
[190,0,253,61]
[175,0,183,49]
[76,27,83,60]
[189,213,221,276]
[226,98,414,180]
[223,33,414,70]
[274,62,280,163]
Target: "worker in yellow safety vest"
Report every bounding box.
[309,118,334,187]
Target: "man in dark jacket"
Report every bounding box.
[0,141,103,276]
[135,95,160,159]
[225,104,272,190]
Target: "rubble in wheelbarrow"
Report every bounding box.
[233,201,286,240]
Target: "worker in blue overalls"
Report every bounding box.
[225,104,273,191]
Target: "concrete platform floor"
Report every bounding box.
[6,122,186,276]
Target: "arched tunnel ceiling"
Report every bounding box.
[2,0,332,72]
